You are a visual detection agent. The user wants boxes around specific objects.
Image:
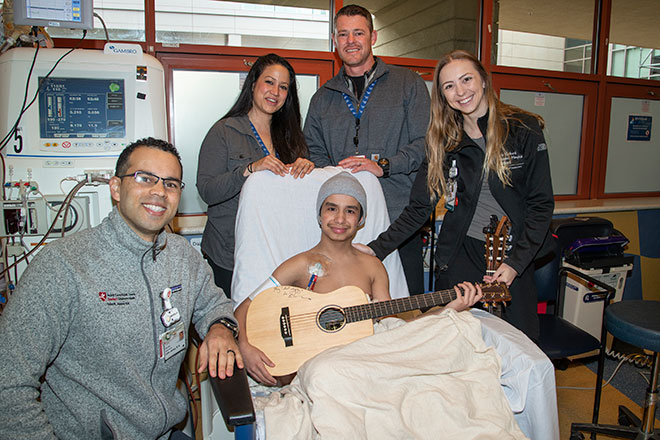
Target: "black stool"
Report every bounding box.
[571,300,660,440]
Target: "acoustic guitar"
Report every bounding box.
[245,283,510,376]
[483,215,512,316]
[483,214,512,276]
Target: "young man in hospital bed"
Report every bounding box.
[229,167,559,439]
[232,172,536,439]
[234,171,483,387]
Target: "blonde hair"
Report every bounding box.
[426,50,544,200]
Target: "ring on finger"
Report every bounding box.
[227,349,235,356]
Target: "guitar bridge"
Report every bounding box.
[279,307,293,347]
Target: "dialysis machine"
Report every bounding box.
[0,46,167,300]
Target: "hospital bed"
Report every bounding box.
[202,167,559,440]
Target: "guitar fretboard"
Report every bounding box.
[344,289,458,323]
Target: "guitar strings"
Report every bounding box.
[280,287,507,330]
[286,291,460,324]
[285,293,450,328]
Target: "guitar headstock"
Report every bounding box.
[484,215,512,272]
[478,282,512,305]
[482,214,498,235]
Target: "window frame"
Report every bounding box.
[47,0,660,202]
[594,81,660,198]
[493,73,598,200]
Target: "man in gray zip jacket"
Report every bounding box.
[304,4,430,295]
[0,138,242,439]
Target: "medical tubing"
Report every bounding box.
[606,347,653,368]
[181,369,198,436]
[93,13,110,42]
[0,177,95,277]
[60,175,108,236]
[1,30,87,152]
[556,358,627,391]
[0,42,38,152]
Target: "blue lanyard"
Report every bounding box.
[249,121,279,158]
[343,79,378,155]
[342,78,378,120]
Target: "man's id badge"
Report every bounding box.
[444,159,458,212]
[160,286,181,327]
[159,321,186,361]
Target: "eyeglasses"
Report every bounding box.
[118,171,185,191]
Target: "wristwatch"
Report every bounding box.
[377,157,390,178]
[210,317,239,339]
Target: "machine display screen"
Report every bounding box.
[38,77,126,139]
[26,0,82,23]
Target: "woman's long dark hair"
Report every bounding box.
[222,53,308,163]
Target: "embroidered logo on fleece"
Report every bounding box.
[502,151,524,170]
[537,143,547,152]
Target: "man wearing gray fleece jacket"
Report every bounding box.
[0,138,242,439]
[304,5,430,295]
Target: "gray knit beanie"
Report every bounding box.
[316,172,367,226]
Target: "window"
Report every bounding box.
[154,0,331,51]
[371,0,480,59]
[601,86,660,194]
[158,54,333,213]
[44,0,146,42]
[495,74,598,198]
[607,0,659,81]
[493,0,594,73]
[564,39,592,74]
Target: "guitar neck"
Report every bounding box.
[344,288,458,323]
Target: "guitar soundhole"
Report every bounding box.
[317,306,346,332]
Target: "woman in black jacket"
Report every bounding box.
[364,50,554,340]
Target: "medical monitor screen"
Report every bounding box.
[38,77,126,139]
[28,0,82,23]
[12,0,94,30]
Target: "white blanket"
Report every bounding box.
[254,310,528,440]
[232,167,410,309]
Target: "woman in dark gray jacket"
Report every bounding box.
[365,50,554,340]
[197,54,313,298]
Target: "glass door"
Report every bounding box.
[159,53,334,214]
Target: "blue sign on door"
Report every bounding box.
[627,115,652,141]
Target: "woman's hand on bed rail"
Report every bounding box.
[251,154,289,177]
[288,158,314,179]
